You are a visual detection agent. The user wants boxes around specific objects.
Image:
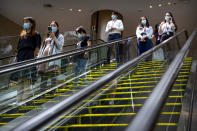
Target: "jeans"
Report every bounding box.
[107,33,121,63]
[137,38,153,56]
[74,58,88,84]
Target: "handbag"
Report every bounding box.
[37,39,52,73]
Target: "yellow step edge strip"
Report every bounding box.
[0,113,25,116]
[115,86,154,89]
[1,112,180,119]
[63,112,180,119]
[120,77,161,81]
[0,123,7,125]
[79,103,181,109]
[118,81,158,85]
[50,123,177,128]
[156,123,177,126]
[102,91,152,95]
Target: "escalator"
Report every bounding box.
[0,29,196,131]
[41,58,191,131]
[0,36,137,130]
[0,62,123,127]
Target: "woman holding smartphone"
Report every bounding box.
[38,21,64,91]
[159,12,177,42]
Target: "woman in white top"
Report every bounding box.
[136,16,153,56]
[38,21,64,91]
[159,12,177,42]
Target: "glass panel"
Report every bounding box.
[0,36,18,65]
[0,31,104,66]
[0,37,137,129]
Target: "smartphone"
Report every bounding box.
[48,26,52,31]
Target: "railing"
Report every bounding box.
[126,28,197,131]
[0,39,105,63]
[12,30,188,131]
[0,35,136,74]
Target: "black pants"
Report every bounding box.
[160,32,174,43]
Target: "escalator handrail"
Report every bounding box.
[0,36,136,75]
[126,28,197,131]
[12,30,187,131]
[0,39,105,61]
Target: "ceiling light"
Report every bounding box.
[158,4,162,7]
[168,2,172,5]
[78,9,82,12]
[149,5,153,8]
[69,8,73,11]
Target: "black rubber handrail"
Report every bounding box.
[0,35,136,74]
[0,39,105,61]
[12,30,187,131]
[126,28,197,131]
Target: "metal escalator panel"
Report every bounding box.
[153,57,192,131]
[40,42,188,131]
[0,37,138,130]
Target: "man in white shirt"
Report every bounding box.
[105,12,124,64]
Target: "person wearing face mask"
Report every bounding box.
[136,16,153,56]
[17,17,41,62]
[37,21,64,91]
[105,12,124,64]
[159,12,177,42]
[73,26,91,86]
[10,17,41,103]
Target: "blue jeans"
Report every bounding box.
[107,33,121,63]
[137,38,153,56]
[74,58,88,84]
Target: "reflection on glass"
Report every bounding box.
[0,38,139,129]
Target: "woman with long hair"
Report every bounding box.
[136,16,153,56]
[17,17,41,62]
[159,12,177,42]
[38,21,64,91]
[13,17,41,103]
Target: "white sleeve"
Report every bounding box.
[159,22,165,35]
[147,26,153,39]
[116,20,124,31]
[136,27,142,39]
[105,22,111,33]
[54,34,64,50]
